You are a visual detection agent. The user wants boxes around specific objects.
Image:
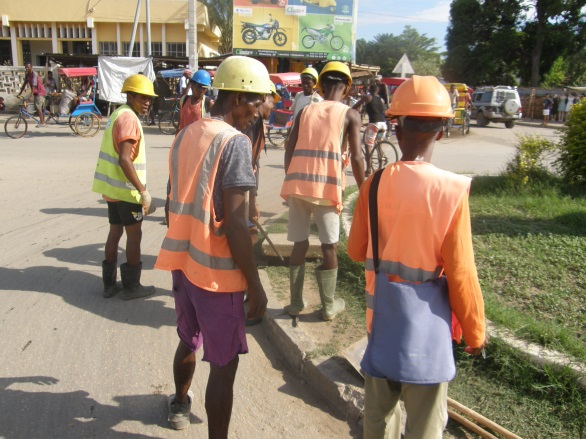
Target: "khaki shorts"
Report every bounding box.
[34,95,46,111]
[287,196,339,244]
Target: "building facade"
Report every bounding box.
[0,0,221,67]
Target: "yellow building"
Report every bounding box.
[0,0,221,66]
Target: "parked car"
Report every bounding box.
[470,85,522,128]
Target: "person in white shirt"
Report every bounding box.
[179,70,192,97]
[291,67,323,118]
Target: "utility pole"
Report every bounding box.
[188,0,198,70]
[129,0,142,56]
[145,0,152,56]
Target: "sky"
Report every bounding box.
[355,0,451,51]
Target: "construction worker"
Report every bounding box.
[92,74,158,300]
[242,83,281,244]
[281,61,365,321]
[290,66,322,118]
[347,76,488,438]
[155,55,269,435]
[178,69,213,131]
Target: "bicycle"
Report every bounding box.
[4,96,58,139]
[158,96,180,135]
[362,124,399,174]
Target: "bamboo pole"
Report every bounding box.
[448,397,523,439]
[448,409,499,439]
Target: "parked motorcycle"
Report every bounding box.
[241,15,287,47]
[301,25,343,50]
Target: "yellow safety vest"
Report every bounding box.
[92,105,146,204]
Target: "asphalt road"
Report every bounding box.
[0,118,559,438]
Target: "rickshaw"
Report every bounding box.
[4,67,102,139]
[443,83,471,137]
[155,69,184,134]
[51,67,103,137]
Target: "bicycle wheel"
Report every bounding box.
[379,140,399,164]
[369,142,386,171]
[75,113,101,137]
[267,128,287,147]
[4,116,28,139]
[159,112,178,135]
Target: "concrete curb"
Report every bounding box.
[259,269,365,421]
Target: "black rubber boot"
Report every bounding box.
[102,260,120,298]
[120,262,156,300]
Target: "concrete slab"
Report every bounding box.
[260,233,322,259]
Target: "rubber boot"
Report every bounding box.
[102,260,120,298]
[316,268,345,321]
[120,262,156,300]
[286,264,306,316]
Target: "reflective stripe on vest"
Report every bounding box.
[363,162,471,332]
[155,119,247,293]
[92,105,146,204]
[280,101,348,213]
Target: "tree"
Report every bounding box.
[199,0,233,54]
[443,0,523,85]
[522,0,586,87]
[355,26,441,77]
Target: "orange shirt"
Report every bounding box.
[103,111,141,202]
[347,164,485,348]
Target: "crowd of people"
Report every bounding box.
[89,56,487,439]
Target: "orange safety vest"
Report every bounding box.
[364,162,471,332]
[155,119,247,293]
[280,100,348,213]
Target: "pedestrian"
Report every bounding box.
[44,71,58,94]
[92,74,158,300]
[177,69,213,131]
[566,92,576,120]
[347,75,488,439]
[542,93,553,126]
[242,83,281,244]
[374,75,389,106]
[290,67,322,119]
[0,96,5,113]
[17,63,47,127]
[280,61,365,321]
[155,55,269,435]
[353,83,388,175]
[179,69,192,97]
[551,94,560,122]
[558,92,567,123]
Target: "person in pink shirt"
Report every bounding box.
[17,63,47,127]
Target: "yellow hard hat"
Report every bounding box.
[121,74,157,97]
[300,67,319,83]
[212,56,271,95]
[388,76,454,119]
[317,61,352,96]
[269,82,281,103]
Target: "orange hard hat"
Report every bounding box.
[388,75,454,118]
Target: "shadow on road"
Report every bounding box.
[0,266,174,329]
[0,376,203,438]
[245,323,362,439]
[43,243,158,268]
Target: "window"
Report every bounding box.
[100,42,118,56]
[167,42,186,57]
[122,42,140,57]
[151,42,163,56]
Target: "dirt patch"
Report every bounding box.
[265,262,364,359]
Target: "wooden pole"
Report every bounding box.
[448,398,523,439]
[448,409,499,439]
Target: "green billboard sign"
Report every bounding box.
[232,0,357,62]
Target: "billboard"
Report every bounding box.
[232,0,357,62]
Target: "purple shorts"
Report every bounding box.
[172,270,248,367]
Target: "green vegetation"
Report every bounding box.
[557,100,586,184]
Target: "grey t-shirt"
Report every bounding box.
[212,133,257,220]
